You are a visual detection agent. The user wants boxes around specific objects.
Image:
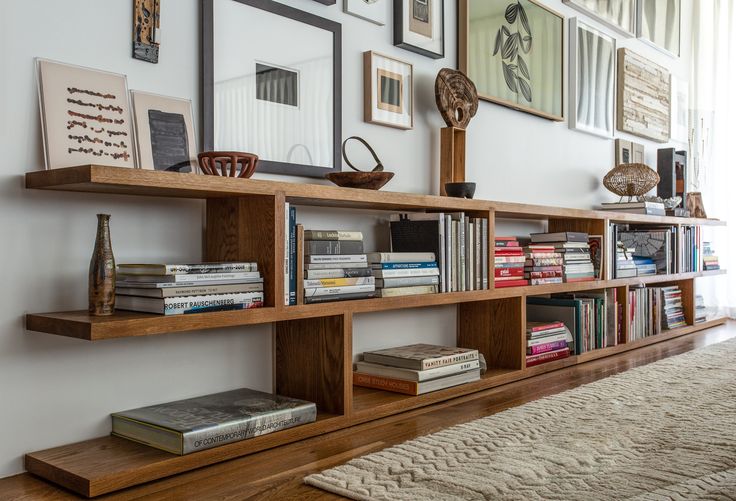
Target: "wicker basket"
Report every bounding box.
[603,163,660,200]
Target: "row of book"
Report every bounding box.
[628,285,686,340]
[353,344,482,395]
[115,262,264,315]
[494,232,595,288]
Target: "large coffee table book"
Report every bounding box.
[111,388,316,455]
[354,344,481,395]
[20,165,727,497]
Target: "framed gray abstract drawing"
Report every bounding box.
[562,0,635,37]
[459,0,564,121]
[344,0,386,25]
[637,0,680,57]
[569,18,615,138]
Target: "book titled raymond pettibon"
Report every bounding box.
[111,388,316,455]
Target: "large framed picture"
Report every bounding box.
[569,18,616,138]
[202,0,342,178]
[131,91,198,173]
[363,51,413,129]
[562,0,636,37]
[459,0,564,121]
[637,0,680,57]
[394,0,444,59]
[36,59,136,170]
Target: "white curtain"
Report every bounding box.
[690,1,736,317]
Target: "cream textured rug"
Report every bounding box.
[305,338,736,500]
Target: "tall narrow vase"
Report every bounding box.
[89,214,116,316]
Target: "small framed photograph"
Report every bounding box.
[344,0,387,25]
[363,51,413,129]
[394,0,444,59]
[130,91,198,173]
[36,58,136,170]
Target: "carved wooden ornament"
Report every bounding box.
[434,68,478,130]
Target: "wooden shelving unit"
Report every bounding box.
[23,166,728,497]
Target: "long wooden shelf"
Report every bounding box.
[26,270,726,340]
[26,165,726,225]
[24,318,727,497]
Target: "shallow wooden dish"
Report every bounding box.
[325,171,394,190]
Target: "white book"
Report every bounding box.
[307,254,368,264]
[354,359,481,382]
[117,272,261,284]
[377,285,438,297]
[451,220,458,292]
[367,252,436,263]
[304,284,376,297]
[303,277,375,288]
[467,221,474,291]
[458,215,466,291]
[527,332,568,347]
[284,202,290,306]
[375,276,439,288]
[304,262,370,270]
[475,219,482,290]
[304,269,372,279]
[116,292,264,315]
[115,278,263,288]
[115,282,264,298]
[372,268,441,278]
[445,214,452,294]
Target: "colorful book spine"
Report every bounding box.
[353,373,419,395]
[496,268,524,277]
[305,268,374,279]
[527,340,568,355]
[371,262,438,269]
[288,205,296,306]
[525,347,571,367]
[303,277,375,288]
[373,268,441,278]
[284,202,290,306]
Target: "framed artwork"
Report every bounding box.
[616,48,671,143]
[637,0,680,57]
[670,76,689,144]
[459,0,564,121]
[615,139,644,165]
[345,0,387,25]
[394,0,445,59]
[202,0,342,178]
[569,18,616,138]
[36,58,136,170]
[130,91,198,173]
[363,51,413,129]
[562,0,636,37]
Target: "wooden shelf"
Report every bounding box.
[25,318,726,498]
[26,165,726,225]
[26,270,726,340]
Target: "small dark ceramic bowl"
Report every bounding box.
[325,171,394,190]
[445,182,476,199]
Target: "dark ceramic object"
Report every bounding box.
[198,151,259,178]
[444,182,476,199]
[89,214,115,316]
[325,171,394,190]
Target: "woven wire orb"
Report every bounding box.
[603,163,660,201]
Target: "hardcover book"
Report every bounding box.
[305,268,373,279]
[530,232,588,243]
[115,282,264,298]
[354,359,480,382]
[304,230,363,241]
[117,262,258,275]
[111,388,316,455]
[117,272,261,284]
[115,292,264,315]
[362,344,478,370]
[368,252,436,263]
[377,285,438,297]
[304,240,364,255]
[352,369,480,395]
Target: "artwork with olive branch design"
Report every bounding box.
[459,0,564,121]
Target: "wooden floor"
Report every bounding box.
[2,321,734,500]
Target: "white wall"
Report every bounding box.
[0,0,693,477]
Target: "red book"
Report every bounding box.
[494,236,517,241]
[494,279,529,288]
[495,241,521,247]
[527,321,565,332]
[496,268,524,277]
[525,348,570,367]
[565,276,596,283]
[353,372,418,395]
[494,248,524,256]
[527,271,563,279]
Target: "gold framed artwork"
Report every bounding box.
[459,0,564,121]
[36,58,136,170]
[363,51,413,130]
[616,48,671,142]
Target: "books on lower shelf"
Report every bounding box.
[115,262,264,315]
[302,228,375,304]
[389,212,489,293]
[111,388,316,455]
[695,294,707,323]
[525,321,573,367]
[628,285,687,340]
[353,343,481,395]
[370,253,439,298]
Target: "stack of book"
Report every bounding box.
[702,241,720,270]
[529,232,594,282]
[303,230,375,304]
[615,242,637,278]
[661,285,687,330]
[369,252,439,298]
[111,388,316,454]
[115,262,264,315]
[353,344,481,395]
[598,201,666,216]
[494,236,528,288]
[526,321,572,367]
[633,256,657,276]
[695,294,707,323]
[389,212,489,292]
[628,285,686,340]
[524,242,563,285]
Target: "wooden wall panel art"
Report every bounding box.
[133,0,160,63]
[616,48,671,142]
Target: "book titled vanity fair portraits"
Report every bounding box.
[111,388,317,455]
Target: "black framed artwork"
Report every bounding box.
[393,0,445,59]
[202,0,342,178]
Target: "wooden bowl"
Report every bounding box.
[198,151,258,178]
[325,171,394,190]
[445,182,476,199]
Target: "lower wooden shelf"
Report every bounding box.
[24,317,727,498]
